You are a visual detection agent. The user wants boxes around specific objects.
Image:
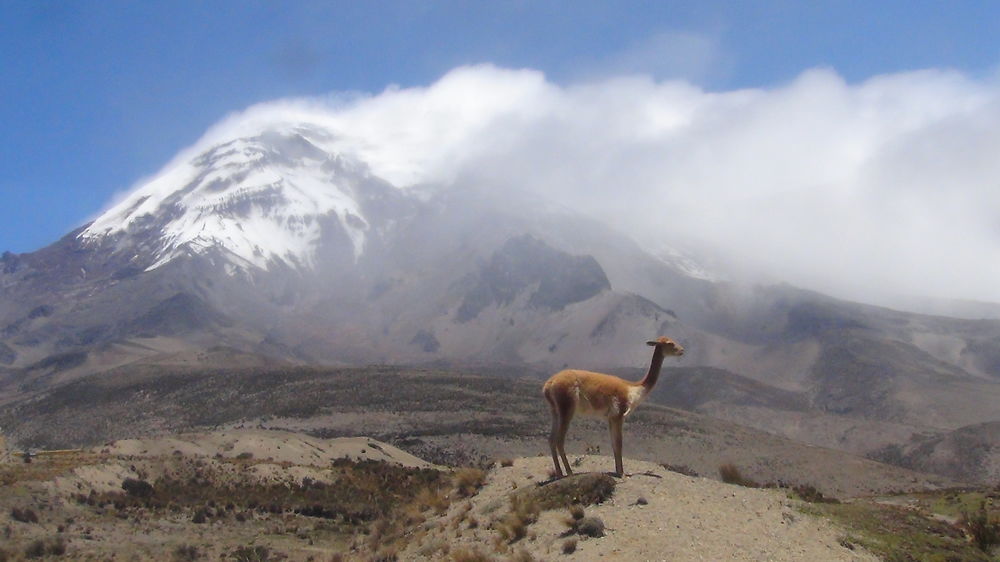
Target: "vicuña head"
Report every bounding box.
[542,336,684,478]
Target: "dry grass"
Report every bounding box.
[0,452,104,486]
[454,467,487,498]
[413,486,451,514]
[497,494,540,544]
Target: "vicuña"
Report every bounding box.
[543,336,685,477]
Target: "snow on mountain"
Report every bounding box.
[654,245,717,282]
[81,125,377,271]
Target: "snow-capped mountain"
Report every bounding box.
[5,111,1000,482]
[81,125,382,272]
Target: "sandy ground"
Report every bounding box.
[100,428,438,469]
[42,429,441,498]
[403,455,879,561]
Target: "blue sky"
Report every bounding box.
[2,1,999,254]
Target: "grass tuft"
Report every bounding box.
[454,467,487,498]
[497,495,540,544]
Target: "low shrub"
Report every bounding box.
[231,545,271,562]
[11,507,39,524]
[173,544,201,561]
[24,538,64,559]
[122,478,154,498]
[191,508,209,524]
[517,472,616,511]
[718,463,758,488]
[576,516,605,538]
[792,483,839,504]
[960,505,1000,552]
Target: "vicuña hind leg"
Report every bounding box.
[556,413,573,476]
[551,394,575,476]
[546,396,564,477]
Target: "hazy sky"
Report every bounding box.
[3,1,1000,304]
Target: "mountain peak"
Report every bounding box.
[80,125,380,272]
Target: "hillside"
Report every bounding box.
[3,430,995,561]
[0,363,957,498]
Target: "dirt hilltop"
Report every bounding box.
[399,455,877,561]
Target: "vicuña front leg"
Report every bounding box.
[556,410,574,476]
[609,414,624,477]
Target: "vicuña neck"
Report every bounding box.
[638,348,665,390]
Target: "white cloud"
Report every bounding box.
[125,64,1000,305]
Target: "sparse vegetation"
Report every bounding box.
[960,503,1000,552]
[497,494,540,544]
[23,537,65,558]
[562,538,577,554]
[172,544,201,561]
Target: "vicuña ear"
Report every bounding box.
[646,340,658,346]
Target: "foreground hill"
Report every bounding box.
[397,456,878,561]
[3,429,994,561]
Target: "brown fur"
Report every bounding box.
[542,336,684,477]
